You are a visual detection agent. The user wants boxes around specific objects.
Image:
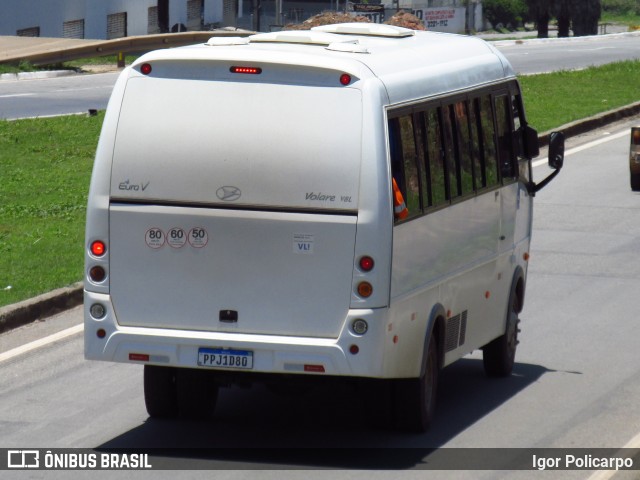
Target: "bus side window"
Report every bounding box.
[441,105,459,198]
[389,116,421,221]
[469,97,486,190]
[479,95,500,188]
[511,93,532,182]
[423,108,448,208]
[453,100,474,196]
[495,94,516,181]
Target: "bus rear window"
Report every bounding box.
[110,77,362,211]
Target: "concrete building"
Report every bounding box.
[0,0,222,39]
[0,0,482,38]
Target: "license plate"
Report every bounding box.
[198,348,253,369]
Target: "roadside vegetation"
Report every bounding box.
[0,55,138,75]
[1,59,640,307]
[0,113,103,306]
[519,60,640,132]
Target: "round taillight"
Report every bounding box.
[141,63,152,75]
[349,345,360,355]
[89,266,106,283]
[359,256,374,272]
[340,73,351,86]
[97,329,106,339]
[357,282,373,298]
[90,240,106,257]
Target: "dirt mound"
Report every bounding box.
[284,11,371,30]
[284,10,426,31]
[385,10,426,30]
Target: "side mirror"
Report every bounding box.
[527,130,565,196]
[548,131,565,170]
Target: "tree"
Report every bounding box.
[570,0,601,36]
[526,0,601,37]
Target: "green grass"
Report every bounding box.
[520,60,640,133]
[0,113,103,307]
[601,12,640,27]
[1,60,639,308]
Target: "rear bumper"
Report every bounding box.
[84,291,390,378]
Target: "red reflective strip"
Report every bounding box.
[129,353,150,362]
[304,365,325,373]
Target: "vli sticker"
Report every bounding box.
[293,233,314,254]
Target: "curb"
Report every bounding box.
[0,282,83,334]
[0,70,77,82]
[1,103,640,335]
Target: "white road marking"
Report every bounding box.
[585,430,640,480]
[0,323,83,364]
[0,93,36,98]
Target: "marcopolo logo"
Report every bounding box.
[216,186,242,202]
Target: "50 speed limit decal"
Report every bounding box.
[188,227,208,248]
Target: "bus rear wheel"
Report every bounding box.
[393,333,439,433]
[144,365,179,418]
[176,368,219,420]
[483,291,520,377]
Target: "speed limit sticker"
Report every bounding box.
[188,227,208,248]
[145,228,165,249]
[167,227,187,248]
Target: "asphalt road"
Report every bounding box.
[0,33,639,120]
[496,32,640,74]
[1,118,640,479]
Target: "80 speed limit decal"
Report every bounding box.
[145,227,209,249]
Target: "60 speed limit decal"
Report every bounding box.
[145,227,209,249]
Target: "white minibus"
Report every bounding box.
[84,23,564,432]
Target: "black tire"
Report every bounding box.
[393,333,439,433]
[144,365,179,418]
[483,289,520,377]
[631,172,640,192]
[175,368,219,420]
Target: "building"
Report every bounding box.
[0,0,222,39]
[0,0,483,39]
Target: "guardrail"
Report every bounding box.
[0,30,253,66]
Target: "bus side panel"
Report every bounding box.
[388,190,504,376]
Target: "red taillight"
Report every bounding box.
[632,127,640,146]
[90,240,106,257]
[359,256,375,272]
[230,66,262,75]
[340,74,352,86]
[140,63,152,75]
